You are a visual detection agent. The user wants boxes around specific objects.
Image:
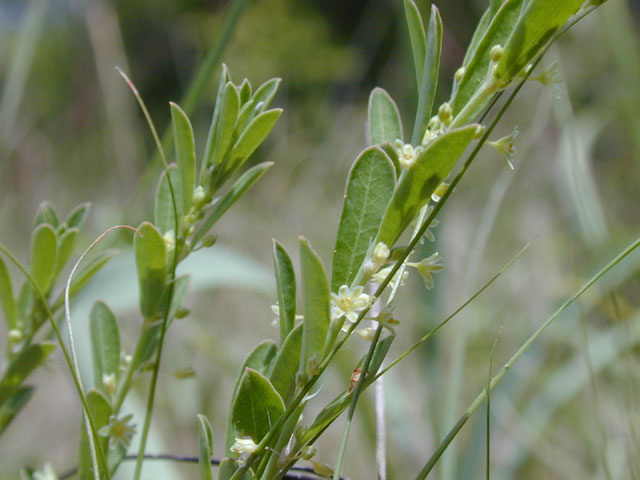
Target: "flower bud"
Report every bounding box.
[490,44,504,63]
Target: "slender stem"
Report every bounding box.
[0,244,109,478]
[112,319,151,412]
[415,235,640,479]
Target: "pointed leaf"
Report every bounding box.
[154,164,183,234]
[273,240,296,344]
[0,386,33,435]
[496,0,584,85]
[0,343,55,405]
[192,162,273,246]
[54,227,78,278]
[78,389,111,479]
[170,102,196,215]
[134,222,167,318]
[202,64,231,177]
[211,82,240,166]
[331,147,395,290]
[403,0,427,89]
[252,78,281,112]
[451,0,525,116]
[29,224,57,293]
[368,88,403,145]
[229,109,282,168]
[64,202,90,230]
[376,125,478,247]
[197,414,214,480]
[90,301,121,391]
[299,391,352,446]
[232,368,285,442]
[299,238,330,371]
[33,202,58,228]
[225,340,278,453]
[239,79,252,104]
[0,256,17,330]
[269,323,303,404]
[412,6,442,144]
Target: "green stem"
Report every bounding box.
[0,245,110,479]
[415,235,640,480]
[112,319,152,412]
[333,325,384,480]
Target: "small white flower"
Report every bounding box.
[102,373,117,395]
[231,436,258,456]
[270,302,303,327]
[33,463,57,480]
[330,285,371,325]
[356,327,377,341]
[407,252,444,289]
[488,126,519,170]
[98,414,136,450]
[394,140,423,169]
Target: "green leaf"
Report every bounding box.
[231,368,285,442]
[54,227,78,278]
[403,0,426,89]
[225,340,278,454]
[460,8,492,71]
[495,0,583,85]
[368,88,403,145]
[29,223,57,294]
[269,323,303,404]
[272,240,297,344]
[331,147,395,290]
[170,102,196,215]
[166,274,190,322]
[412,5,442,145]
[0,255,17,330]
[376,125,478,247]
[0,386,33,435]
[64,202,90,230]
[299,237,330,370]
[451,0,525,116]
[90,301,121,391]
[211,82,240,166]
[197,414,214,480]
[78,389,111,479]
[252,77,281,112]
[490,0,504,18]
[154,164,183,234]
[239,79,252,104]
[192,162,273,246]
[218,459,255,480]
[202,64,231,178]
[33,202,58,228]
[0,343,55,405]
[134,222,167,318]
[228,108,282,169]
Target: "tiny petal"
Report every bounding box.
[488,126,519,170]
[356,328,377,341]
[33,463,58,480]
[231,436,258,455]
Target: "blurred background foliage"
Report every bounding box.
[1,0,640,479]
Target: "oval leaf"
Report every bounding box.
[170,102,196,215]
[368,88,403,145]
[29,224,57,294]
[225,340,278,453]
[272,240,296,344]
[54,227,78,278]
[212,82,240,166]
[299,237,330,370]
[231,368,285,443]
[33,202,58,228]
[64,202,90,230]
[331,146,395,290]
[376,125,478,247]
[134,222,167,318]
[90,301,121,390]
